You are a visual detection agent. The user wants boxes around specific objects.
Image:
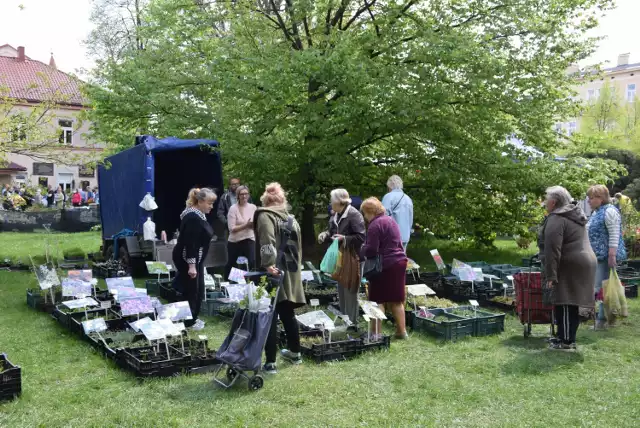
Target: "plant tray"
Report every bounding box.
[0,353,21,402]
[358,335,391,354]
[205,290,225,300]
[305,289,338,305]
[26,288,60,313]
[202,298,238,317]
[68,309,126,336]
[144,279,171,296]
[121,345,191,378]
[413,309,475,341]
[158,283,182,303]
[300,337,362,363]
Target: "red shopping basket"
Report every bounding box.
[513,272,553,329]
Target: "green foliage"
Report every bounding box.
[85,0,621,246]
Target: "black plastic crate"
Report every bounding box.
[202,298,238,317]
[300,338,362,363]
[145,279,171,296]
[158,283,182,303]
[358,335,391,354]
[68,309,126,336]
[26,288,60,313]
[445,306,506,337]
[0,354,21,401]
[121,345,191,378]
[413,309,475,341]
[625,284,638,299]
[305,289,338,305]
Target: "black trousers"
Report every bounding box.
[173,259,205,327]
[554,305,580,344]
[225,239,255,279]
[264,301,301,363]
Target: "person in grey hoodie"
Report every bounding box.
[539,186,596,351]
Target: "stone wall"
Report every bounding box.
[0,206,101,232]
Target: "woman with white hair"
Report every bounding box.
[382,175,414,251]
[318,188,366,327]
[538,186,596,350]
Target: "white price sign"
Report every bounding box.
[469,300,479,307]
[309,299,320,307]
[406,284,436,296]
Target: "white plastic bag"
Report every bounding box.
[139,193,158,211]
[143,217,156,241]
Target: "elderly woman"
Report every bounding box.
[382,175,414,251]
[172,188,217,331]
[539,186,596,350]
[318,189,366,327]
[225,185,257,279]
[586,185,627,329]
[360,197,409,338]
[256,183,306,374]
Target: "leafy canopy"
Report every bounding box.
[85,0,622,245]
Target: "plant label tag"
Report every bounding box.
[503,283,509,289]
[469,300,479,307]
[198,335,208,341]
[362,314,370,322]
[339,315,352,326]
[507,275,514,282]
[310,298,320,307]
[407,284,435,296]
[100,301,112,309]
[301,271,314,282]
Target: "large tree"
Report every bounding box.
[85,0,622,248]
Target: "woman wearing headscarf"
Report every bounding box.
[172,188,216,331]
[586,184,627,329]
[256,183,305,374]
[539,186,596,350]
[317,188,366,327]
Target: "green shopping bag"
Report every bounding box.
[320,239,340,274]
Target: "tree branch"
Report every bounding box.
[341,0,375,31]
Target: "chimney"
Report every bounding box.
[618,53,630,67]
[49,53,56,69]
[17,46,25,62]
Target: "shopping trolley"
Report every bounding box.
[513,255,555,338]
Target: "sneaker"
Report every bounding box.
[280,349,302,365]
[546,337,561,344]
[262,362,277,375]
[190,319,205,331]
[395,332,409,340]
[548,342,576,351]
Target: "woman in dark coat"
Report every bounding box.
[172,188,216,331]
[539,186,596,350]
[360,197,408,338]
[317,188,365,327]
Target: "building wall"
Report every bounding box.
[556,63,640,134]
[2,105,103,190]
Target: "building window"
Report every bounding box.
[58,119,73,145]
[555,123,563,133]
[587,88,601,101]
[627,84,636,102]
[568,122,577,135]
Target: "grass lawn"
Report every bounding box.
[1,233,639,427]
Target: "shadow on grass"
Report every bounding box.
[165,368,261,401]
[501,344,585,376]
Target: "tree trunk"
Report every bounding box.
[301,202,317,254]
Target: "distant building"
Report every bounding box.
[556,53,640,135]
[0,44,102,190]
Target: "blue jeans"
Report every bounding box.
[594,260,609,321]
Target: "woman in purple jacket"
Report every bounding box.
[360,197,409,338]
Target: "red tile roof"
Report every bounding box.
[0,45,86,107]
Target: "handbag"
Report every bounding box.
[332,249,361,291]
[362,255,383,280]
